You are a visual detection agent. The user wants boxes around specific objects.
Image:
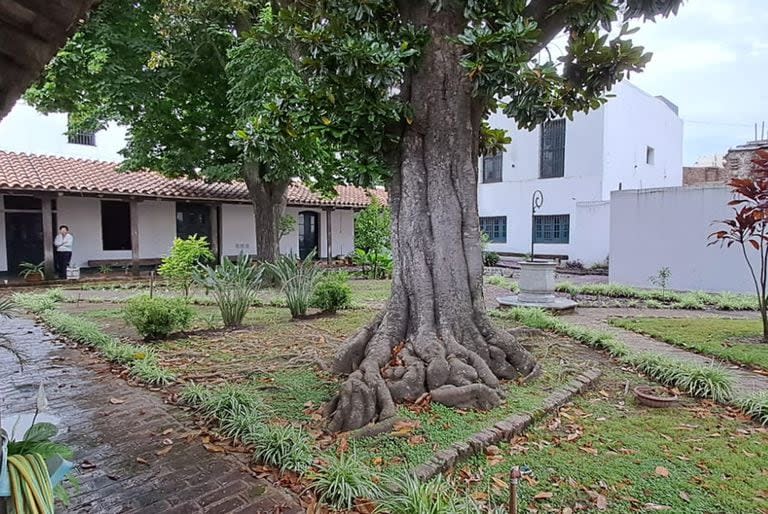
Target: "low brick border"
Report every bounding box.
[411,368,602,480]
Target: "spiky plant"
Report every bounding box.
[376,473,477,514]
[249,424,313,474]
[193,254,263,327]
[735,392,768,425]
[265,251,324,318]
[311,454,381,510]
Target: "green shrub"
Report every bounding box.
[249,424,313,473]
[194,254,263,327]
[376,473,475,514]
[482,251,500,267]
[312,275,352,313]
[735,392,768,425]
[13,289,64,314]
[265,251,324,318]
[312,454,380,510]
[123,295,194,340]
[158,235,214,296]
[181,382,268,441]
[352,248,393,279]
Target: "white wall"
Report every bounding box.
[0,101,127,162]
[571,201,610,265]
[57,196,132,267]
[610,185,758,293]
[0,196,6,271]
[602,82,683,199]
[221,204,257,257]
[137,200,176,259]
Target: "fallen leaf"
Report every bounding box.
[596,494,608,510]
[136,457,149,465]
[643,503,672,511]
[109,398,126,405]
[162,428,173,435]
[408,435,426,445]
[203,442,226,453]
[162,438,173,446]
[679,491,690,502]
[155,446,172,456]
[655,466,670,478]
[562,508,573,514]
[490,476,508,490]
[580,446,598,456]
[534,491,554,500]
[80,460,97,470]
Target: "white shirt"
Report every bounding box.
[54,233,73,252]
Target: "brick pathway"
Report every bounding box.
[566,307,768,397]
[0,317,302,514]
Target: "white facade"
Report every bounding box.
[0,194,357,272]
[478,81,683,265]
[0,101,127,162]
[610,185,757,293]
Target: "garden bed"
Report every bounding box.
[609,316,768,372]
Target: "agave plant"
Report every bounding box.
[264,251,324,318]
[194,253,263,327]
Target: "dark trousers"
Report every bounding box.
[55,251,72,278]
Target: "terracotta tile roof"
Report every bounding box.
[0,151,387,208]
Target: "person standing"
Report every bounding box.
[54,225,73,279]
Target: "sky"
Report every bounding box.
[627,0,768,165]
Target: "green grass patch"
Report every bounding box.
[250,369,336,422]
[453,377,768,513]
[556,282,758,310]
[484,275,519,292]
[610,317,768,370]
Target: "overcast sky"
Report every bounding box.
[627,0,768,164]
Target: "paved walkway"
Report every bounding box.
[0,317,302,514]
[567,307,768,397]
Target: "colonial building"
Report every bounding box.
[478,81,683,265]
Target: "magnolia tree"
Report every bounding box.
[710,149,768,342]
[258,0,683,431]
[25,0,362,262]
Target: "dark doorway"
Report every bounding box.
[176,203,212,242]
[6,212,44,274]
[298,211,319,259]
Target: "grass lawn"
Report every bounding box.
[609,316,768,371]
[451,365,768,513]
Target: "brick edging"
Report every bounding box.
[411,368,602,480]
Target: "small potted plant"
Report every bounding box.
[18,262,45,283]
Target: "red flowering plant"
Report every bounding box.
[709,149,768,341]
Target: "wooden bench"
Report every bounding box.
[87,258,163,268]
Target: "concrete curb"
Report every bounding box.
[411,368,602,481]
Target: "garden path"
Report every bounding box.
[0,316,302,514]
[566,307,768,397]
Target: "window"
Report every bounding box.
[176,203,211,241]
[482,153,503,183]
[67,115,96,146]
[101,200,132,250]
[480,216,507,243]
[646,146,655,165]
[540,119,566,178]
[533,214,570,244]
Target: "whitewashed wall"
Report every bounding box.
[0,101,128,162]
[478,81,682,265]
[221,203,257,257]
[610,185,759,293]
[0,196,6,271]
[601,82,684,199]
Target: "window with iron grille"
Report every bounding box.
[540,119,566,178]
[533,214,570,244]
[480,216,507,243]
[67,115,96,146]
[482,153,503,183]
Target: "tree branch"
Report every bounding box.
[523,0,571,58]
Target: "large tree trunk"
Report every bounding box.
[243,162,289,262]
[326,4,537,432]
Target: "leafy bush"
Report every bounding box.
[482,251,500,267]
[158,235,214,296]
[181,382,268,441]
[735,392,768,425]
[249,424,313,473]
[312,274,352,313]
[130,359,176,386]
[353,248,393,279]
[194,254,263,327]
[13,289,64,314]
[354,196,390,255]
[312,454,380,510]
[376,473,475,514]
[265,251,324,318]
[123,295,194,340]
